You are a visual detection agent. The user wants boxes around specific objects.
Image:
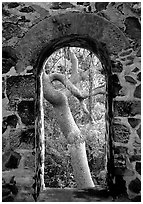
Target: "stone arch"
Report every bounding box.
[14,11,130,191]
[15,11,129,73]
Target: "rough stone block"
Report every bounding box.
[125,17,141,44]
[111,74,122,97]
[2,77,5,98]
[19,128,35,147]
[7,2,20,8]
[3,22,23,40]
[135,162,141,175]
[2,176,18,202]
[128,177,141,194]
[125,76,137,84]
[129,155,141,162]
[3,150,21,170]
[114,146,128,154]
[132,67,139,73]
[114,100,141,117]
[137,72,141,81]
[134,84,141,98]
[113,124,130,143]
[3,115,18,129]
[113,175,127,196]
[2,46,17,74]
[95,2,109,11]
[17,101,35,125]
[20,6,35,13]
[114,155,126,168]
[111,60,123,73]
[128,118,140,128]
[6,75,35,103]
[136,125,141,138]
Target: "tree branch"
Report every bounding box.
[68,48,80,84]
[83,84,106,99]
[49,73,84,100]
[42,72,67,106]
[44,71,105,124]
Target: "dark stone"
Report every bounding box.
[136,125,141,138]
[20,6,35,13]
[2,120,7,134]
[2,22,22,40]
[2,77,5,98]
[113,124,130,143]
[111,60,123,72]
[125,17,141,43]
[137,72,141,81]
[2,47,17,74]
[126,55,135,61]
[132,67,139,72]
[114,155,126,168]
[125,76,137,84]
[3,150,21,170]
[51,2,75,9]
[112,175,127,197]
[17,101,35,125]
[95,2,109,11]
[129,155,141,162]
[134,84,141,98]
[2,114,18,134]
[2,8,10,16]
[19,128,35,147]
[128,178,141,194]
[2,176,18,202]
[2,93,5,99]
[18,16,31,23]
[128,118,140,128]
[2,58,15,73]
[111,74,122,97]
[135,162,141,175]
[6,75,35,103]
[7,2,20,8]
[131,195,141,202]
[2,188,11,196]
[50,2,61,9]
[114,146,128,154]
[59,2,75,9]
[114,100,141,117]
[83,2,90,6]
[77,2,84,5]
[3,115,18,129]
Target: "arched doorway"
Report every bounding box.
[36,35,113,193]
[14,11,129,198]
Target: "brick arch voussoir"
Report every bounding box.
[15,11,129,73]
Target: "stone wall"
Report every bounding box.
[2,2,141,201]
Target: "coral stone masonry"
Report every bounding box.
[2,2,141,202]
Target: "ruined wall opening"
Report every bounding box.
[43,47,106,188]
[36,35,113,190]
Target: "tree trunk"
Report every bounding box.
[42,72,95,189]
